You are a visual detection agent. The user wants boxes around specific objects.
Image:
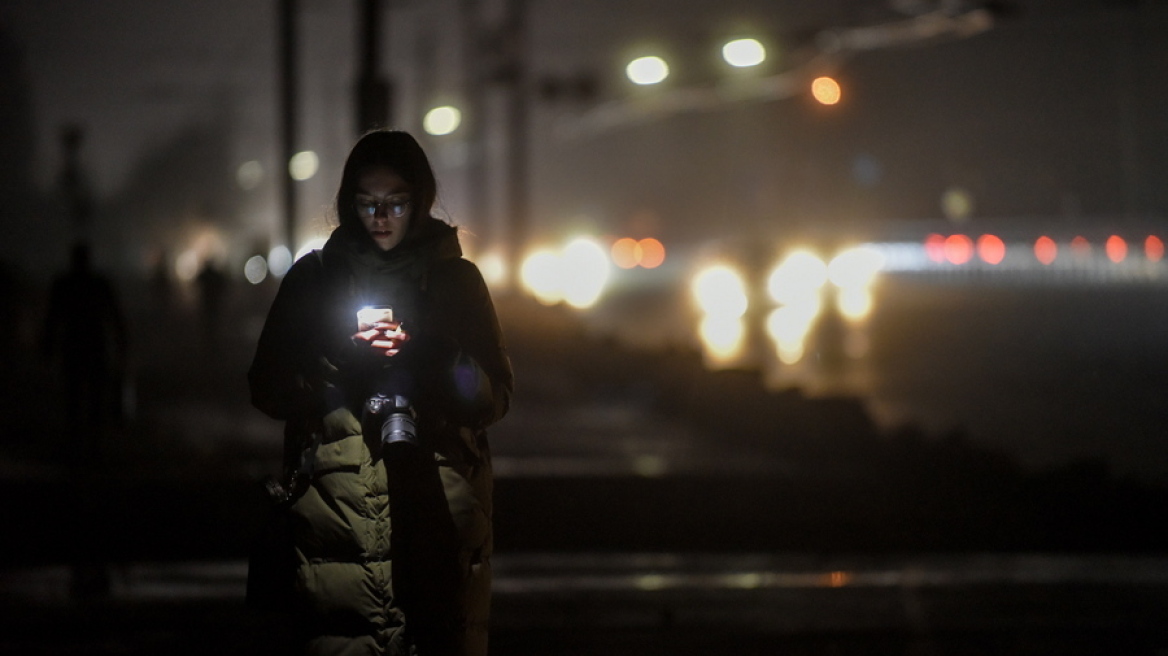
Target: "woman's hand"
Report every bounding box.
[351,320,410,357]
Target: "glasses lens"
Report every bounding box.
[357,198,409,217]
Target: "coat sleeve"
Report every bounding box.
[422,258,513,429]
[247,255,325,421]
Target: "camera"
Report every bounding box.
[365,392,417,446]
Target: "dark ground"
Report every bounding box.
[2,270,1168,654]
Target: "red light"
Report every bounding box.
[1034,236,1057,265]
[944,234,974,265]
[924,233,946,263]
[1106,235,1127,263]
[1146,236,1164,262]
[977,234,1006,265]
[1071,236,1091,256]
[637,238,666,269]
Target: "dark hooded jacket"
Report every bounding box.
[248,216,512,656]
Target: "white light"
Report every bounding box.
[692,265,749,318]
[288,151,319,181]
[626,56,669,85]
[295,237,328,263]
[828,246,885,289]
[475,251,508,289]
[698,315,746,364]
[836,287,873,321]
[722,38,766,68]
[561,238,610,309]
[423,106,462,136]
[521,249,564,305]
[175,249,200,282]
[236,160,264,190]
[268,246,293,278]
[766,301,822,365]
[767,250,827,305]
[244,255,269,285]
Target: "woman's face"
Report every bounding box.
[355,167,412,251]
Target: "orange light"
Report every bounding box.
[1146,236,1164,262]
[611,238,640,269]
[1071,236,1091,257]
[1106,235,1127,263]
[977,234,1006,265]
[1034,236,1057,265]
[924,233,946,263]
[944,234,974,265]
[811,76,841,105]
[637,238,666,269]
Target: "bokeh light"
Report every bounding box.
[1034,236,1057,265]
[692,265,748,318]
[828,246,884,289]
[722,38,766,68]
[611,238,640,269]
[1106,235,1127,263]
[475,250,508,288]
[944,234,974,265]
[244,255,268,285]
[766,300,822,365]
[268,246,293,278]
[521,249,564,305]
[811,76,841,105]
[627,56,669,85]
[836,287,873,321]
[977,234,1006,265]
[698,315,746,363]
[768,250,827,305]
[637,238,666,269]
[924,233,946,263]
[289,150,319,181]
[1071,236,1091,257]
[561,238,610,309]
[236,160,264,190]
[1146,235,1164,262]
[941,187,974,223]
[423,106,462,136]
[520,238,611,309]
[175,249,200,282]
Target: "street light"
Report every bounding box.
[423,105,462,136]
[811,76,842,105]
[288,150,319,181]
[721,38,766,68]
[626,56,669,85]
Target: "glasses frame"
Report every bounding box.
[355,196,411,219]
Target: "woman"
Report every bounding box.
[248,130,513,656]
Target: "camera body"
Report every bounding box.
[365,391,417,446]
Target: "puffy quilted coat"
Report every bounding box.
[248,216,513,656]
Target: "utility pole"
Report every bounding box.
[459,0,487,236]
[279,0,299,253]
[356,0,392,134]
[501,0,530,286]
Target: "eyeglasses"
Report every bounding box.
[355,197,411,218]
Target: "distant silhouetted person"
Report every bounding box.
[42,240,127,598]
[195,259,228,346]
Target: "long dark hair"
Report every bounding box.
[334,130,438,240]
